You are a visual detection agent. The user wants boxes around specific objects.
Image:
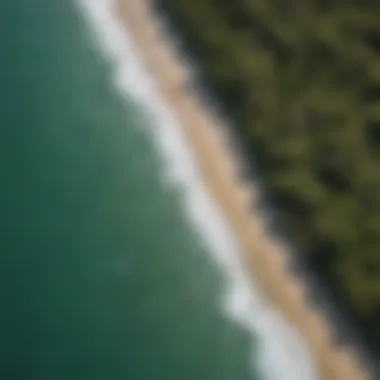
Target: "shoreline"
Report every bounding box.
[117,1,373,380]
[135,12,375,358]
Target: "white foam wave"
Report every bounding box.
[74,1,319,379]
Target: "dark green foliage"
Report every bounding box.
[154,0,380,352]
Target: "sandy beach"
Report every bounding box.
[118,1,372,379]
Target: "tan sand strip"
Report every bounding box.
[118,1,372,379]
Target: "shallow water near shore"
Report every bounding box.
[0,0,317,379]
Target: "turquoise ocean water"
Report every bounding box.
[0,1,318,379]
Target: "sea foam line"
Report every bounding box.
[74,1,319,379]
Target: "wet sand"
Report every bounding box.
[118,1,372,379]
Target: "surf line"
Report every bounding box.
[75,1,319,379]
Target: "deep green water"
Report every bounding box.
[0,1,258,379]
